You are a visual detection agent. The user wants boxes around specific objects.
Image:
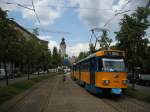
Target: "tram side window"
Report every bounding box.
[76,65,79,71]
[75,65,78,72]
[77,64,80,72]
[98,57,103,71]
[80,63,82,72]
[82,62,85,72]
[74,66,76,71]
[90,58,97,71]
[81,61,89,72]
[86,61,90,72]
[87,61,90,72]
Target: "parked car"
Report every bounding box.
[64,68,71,73]
[0,69,6,79]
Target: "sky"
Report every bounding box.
[0,0,149,57]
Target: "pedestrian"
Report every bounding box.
[63,74,66,82]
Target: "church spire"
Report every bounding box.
[59,38,66,57]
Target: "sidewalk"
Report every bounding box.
[128,83,150,93]
[0,73,51,87]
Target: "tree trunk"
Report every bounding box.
[11,60,14,78]
[27,63,30,80]
[38,65,40,76]
[31,64,34,74]
[131,66,135,89]
[4,58,8,85]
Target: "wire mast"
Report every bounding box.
[89,28,109,51]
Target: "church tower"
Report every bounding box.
[59,38,66,58]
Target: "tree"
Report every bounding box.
[0,8,25,84]
[98,30,112,50]
[78,51,89,60]
[115,7,150,71]
[32,28,39,36]
[89,43,96,54]
[52,47,63,67]
[0,8,53,83]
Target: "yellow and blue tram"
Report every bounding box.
[71,50,128,95]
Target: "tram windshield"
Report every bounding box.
[102,58,125,72]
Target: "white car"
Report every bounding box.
[64,68,71,73]
[0,69,5,79]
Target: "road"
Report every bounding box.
[0,74,150,112]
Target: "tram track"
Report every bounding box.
[41,76,60,112]
[1,75,150,112]
[99,95,150,112]
[124,95,150,110]
[100,98,122,112]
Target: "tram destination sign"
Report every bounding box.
[104,51,124,57]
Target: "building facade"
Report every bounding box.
[0,20,49,75]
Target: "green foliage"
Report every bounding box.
[78,51,89,61]
[52,47,63,67]
[99,30,112,50]
[0,8,54,74]
[89,43,96,54]
[32,28,39,36]
[115,7,150,70]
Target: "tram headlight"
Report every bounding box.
[103,80,110,85]
[122,80,128,85]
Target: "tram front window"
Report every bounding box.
[102,58,125,72]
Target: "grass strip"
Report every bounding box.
[0,75,49,105]
[126,87,150,103]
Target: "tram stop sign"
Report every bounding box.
[64,59,69,65]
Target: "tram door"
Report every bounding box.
[79,63,81,80]
[90,58,96,84]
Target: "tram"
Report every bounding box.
[71,50,128,95]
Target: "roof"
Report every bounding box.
[77,53,96,64]
[10,20,33,36]
[77,50,125,64]
[10,20,48,43]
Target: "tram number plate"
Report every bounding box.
[113,81,119,83]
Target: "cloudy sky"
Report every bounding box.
[0,0,149,56]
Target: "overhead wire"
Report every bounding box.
[1,0,135,36]
[40,29,70,35]
[120,0,131,10]
[1,1,34,11]
[1,1,113,11]
[89,0,133,49]
[30,0,47,36]
[1,0,73,35]
[103,0,133,27]
[31,0,41,24]
[30,0,70,36]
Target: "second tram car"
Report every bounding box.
[71,50,128,95]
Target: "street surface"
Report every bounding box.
[0,74,150,112]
